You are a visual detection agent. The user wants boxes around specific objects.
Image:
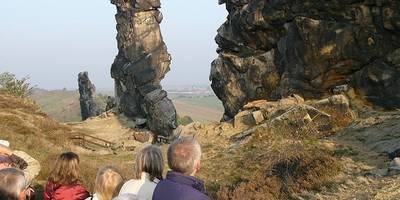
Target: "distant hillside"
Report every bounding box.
[31,89,81,122]
[31,89,224,122]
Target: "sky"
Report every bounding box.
[0,0,227,90]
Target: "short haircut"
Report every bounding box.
[167,137,201,175]
[0,168,27,200]
[133,145,164,181]
[48,152,80,185]
[94,166,124,200]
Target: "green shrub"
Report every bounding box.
[0,72,34,98]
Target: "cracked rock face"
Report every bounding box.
[211,0,400,119]
[111,0,177,137]
[78,72,100,121]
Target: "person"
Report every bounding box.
[152,137,210,200]
[0,140,41,184]
[86,166,123,200]
[112,193,141,200]
[0,168,29,200]
[119,145,163,200]
[44,152,90,200]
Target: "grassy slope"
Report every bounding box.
[0,93,132,198]
[1,93,349,200]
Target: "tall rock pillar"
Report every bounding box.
[78,71,100,121]
[111,0,177,137]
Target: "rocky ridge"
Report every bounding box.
[211,0,400,119]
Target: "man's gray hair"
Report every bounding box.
[167,136,202,175]
[0,168,27,200]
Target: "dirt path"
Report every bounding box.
[67,113,150,149]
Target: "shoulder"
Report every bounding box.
[119,179,138,194]
[181,191,210,200]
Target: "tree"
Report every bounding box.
[0,72,34,98]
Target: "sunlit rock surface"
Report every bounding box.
[211,0,400,119]
[111,0,177,137]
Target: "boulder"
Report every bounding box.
[252,110,265,125]
[388,157,400,176]
[243,100,268,110]
[234,110,256,129]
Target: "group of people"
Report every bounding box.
[0,137,210,200]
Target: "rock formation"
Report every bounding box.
[78,71,100,121]
[111,0,177,137]
[211,0,400,119]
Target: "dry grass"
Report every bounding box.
[198,125,340,200]
[0,93,134,199]
[318,106,355,131]
[1,93,342,200]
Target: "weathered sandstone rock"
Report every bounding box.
[211,0,400,119]
[78,72,100,121]
[111,0,177,137]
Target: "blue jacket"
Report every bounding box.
[152,171,210,200]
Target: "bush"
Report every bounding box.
[202,125,340,200]
[0,72,34,98]
[177,115,194,125]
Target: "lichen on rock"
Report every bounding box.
[211,0,400,119]
[111,0,177,138]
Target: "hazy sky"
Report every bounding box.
[0,1,227,90]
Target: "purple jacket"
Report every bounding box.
[152,171,210,200]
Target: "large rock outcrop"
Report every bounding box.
[210,0,400,119]
[111,0,177,137]
[78,71,100,121]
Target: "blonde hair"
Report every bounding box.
[48,152,80,185]
[94,166,123,200]
[133,145,164,181]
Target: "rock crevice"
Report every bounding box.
[211,0,400,119]
[111,0,177,137]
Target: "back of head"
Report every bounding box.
[48,152,80,185]
[0,168,26,200]
[134,145,164,181]
[167,137,202,175]
[94,166,123,200]
[0,155,12,170]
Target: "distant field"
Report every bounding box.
[31,90,82,122]
[169,94,223,122]
[31,90,224,123]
